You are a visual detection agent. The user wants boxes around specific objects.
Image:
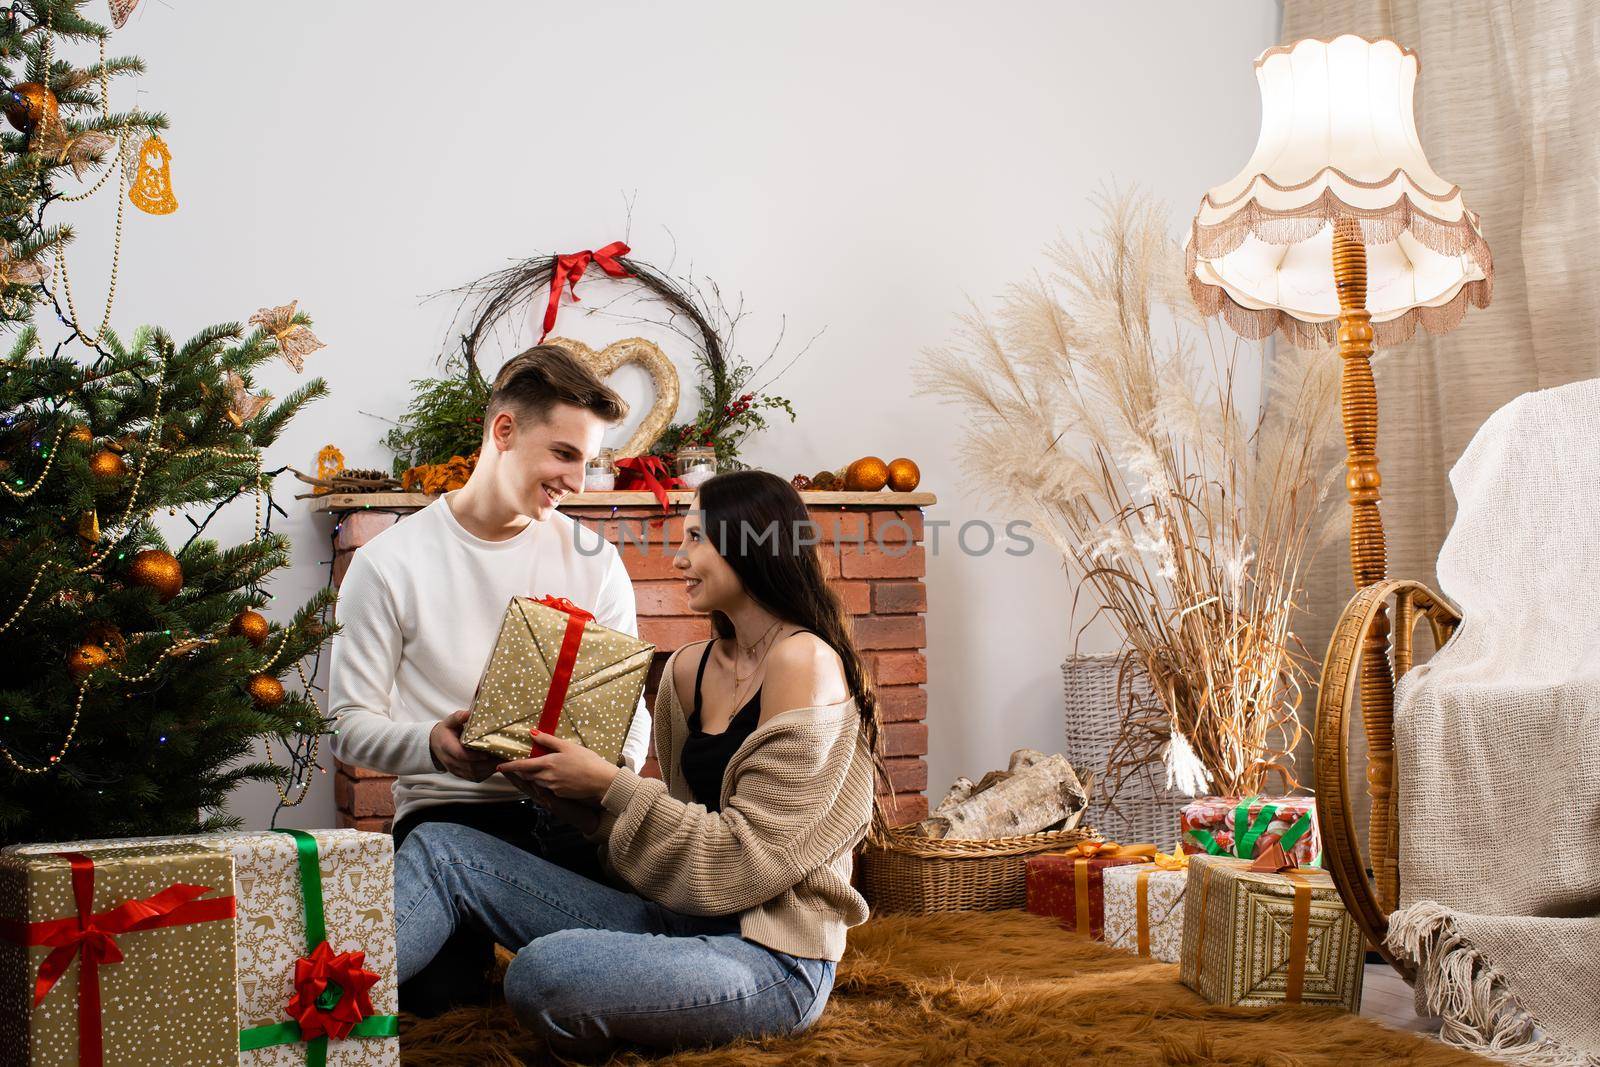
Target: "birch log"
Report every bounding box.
[919,753,1088,840]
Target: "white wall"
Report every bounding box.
[60,1,1278,829]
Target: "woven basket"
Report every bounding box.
[857,823,1097,914]
[1061,653,1189,847]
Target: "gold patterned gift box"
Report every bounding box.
[1179,853,1365,1011]
[463,594,654,763]
[0,838,240,1067]
[10,830,399,1066]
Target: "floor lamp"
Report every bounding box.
[1186,35,1493,914]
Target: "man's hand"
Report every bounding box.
[503,776,602,837]
[496,729,621,804]
[428,710,502,782]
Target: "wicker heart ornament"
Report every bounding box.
[548,336,679,458]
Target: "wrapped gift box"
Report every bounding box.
[1179,853,1364,1010]
[11,830,399,1066]
[463,594,654,762]
[1179,795,1320,867]
[1103,862,1188,962]
[0,838,240,1066]
[1026,847,1152,940]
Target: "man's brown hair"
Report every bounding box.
[485,344,628,432]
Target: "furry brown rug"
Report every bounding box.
[399,909,1489,1066]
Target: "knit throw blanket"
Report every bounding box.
[1388,378,1600,1065]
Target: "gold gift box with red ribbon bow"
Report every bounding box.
[463,595,655,763]
[0,839,239,1067]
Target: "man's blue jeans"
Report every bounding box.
[395,822,835,1060]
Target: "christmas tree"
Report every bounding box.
[0,0,335,843]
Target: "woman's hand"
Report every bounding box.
[496,729,621,804]
[502,775,602,837]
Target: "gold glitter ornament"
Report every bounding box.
[66,642,110,679]
[76,509,100,544]
[844,456,889,492]
[88,448,127,483]
[229,609,270,648]
[128,133,178,214]
[83,620,125,660]
[67,424,94,445]
[2,81,57,137]
[886,457,921,492]
[248,672,285,708]
[127,548,182,602]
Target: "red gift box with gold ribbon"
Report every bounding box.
[1025,841,1156,940]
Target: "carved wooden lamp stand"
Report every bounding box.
[1186,35,1492,969]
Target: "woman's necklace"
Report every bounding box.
[729,619,786,710]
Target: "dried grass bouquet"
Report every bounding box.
[917,190,1341,798]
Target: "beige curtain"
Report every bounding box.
[1275,0,1600,834]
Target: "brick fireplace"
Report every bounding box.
[314,490,934,831]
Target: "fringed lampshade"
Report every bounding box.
[1187,35,1492,349]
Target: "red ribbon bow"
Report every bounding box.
[540,240,632,341]
[284,939,381,1042]
[614,454,683,511]
[0,852,235,1067]
[528,595,596,756]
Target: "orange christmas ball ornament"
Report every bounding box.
[66,643,110,680]
[3,82,57,134]
[844,456,889,492]
[248,673,286,708]
[886,457,921,492]
[128,549,183,602]
[229,609,270,648]
[67,424,94,445]
[89,449,127,483]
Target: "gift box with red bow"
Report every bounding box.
[0,837,239,1066]
[8,829,400,1066]
[1025,841,1157,940]
[463,594,655,763]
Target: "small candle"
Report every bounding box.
[584,471,616,492]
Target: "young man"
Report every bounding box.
[329,344,651,1014]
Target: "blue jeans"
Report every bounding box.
[394,822,836,1060]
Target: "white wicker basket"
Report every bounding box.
[1061,653,1189,847]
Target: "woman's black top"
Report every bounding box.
[679,635,809,812]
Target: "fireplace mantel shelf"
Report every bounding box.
[308,490,936,512]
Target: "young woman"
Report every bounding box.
[392,470,884,1059]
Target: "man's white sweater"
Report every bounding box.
[329,491,651,824]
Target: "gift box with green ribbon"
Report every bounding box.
[1,838,240,1066]
[228,829,398,1067]
[1179,795,1320,867]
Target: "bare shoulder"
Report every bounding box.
[760,631,850,723]
[669,638,715,711]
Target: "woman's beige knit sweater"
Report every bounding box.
[593,644,875,961]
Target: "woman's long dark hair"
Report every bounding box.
[696,470,889,821]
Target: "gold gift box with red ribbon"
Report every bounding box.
[0,839,239,1066]
[1025,840,1157,940]
[463,594,655,763]
[1179,852,1365,1010]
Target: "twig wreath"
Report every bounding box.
[379,241,806,476]
[457,244,731,414]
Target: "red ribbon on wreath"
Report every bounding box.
[284,940,381,1043]
[529,595,597,757]
[0,852,235,1067]
[540,241,632,341]
[614,454,683,511]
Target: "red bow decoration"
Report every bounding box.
[529,595,596,756]
[284,940,380,1042]
[614,454,683,511]
[0,852,235,1067]
[540,241,632,341]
